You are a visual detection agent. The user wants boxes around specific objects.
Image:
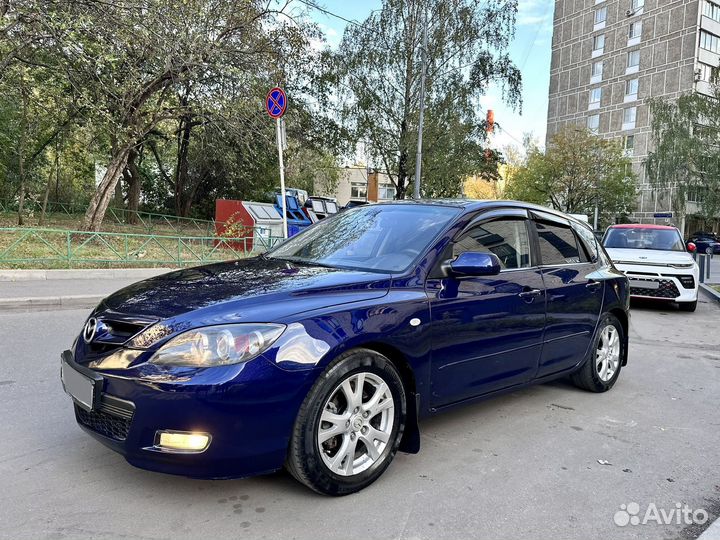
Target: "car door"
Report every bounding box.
[530,211,604,378]
[427,209,547,407]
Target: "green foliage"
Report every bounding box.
[646,89,720,218]
[505,128,636,225]
[1,0,330,226]
[318,0,521,198]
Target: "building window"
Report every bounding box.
[700,30,720,54]
[593,34,605,56]
[631,0,645,12]
[378,184,396,200]
[588,114,600,133]
[627,49,641,72]
[623,107,637,130]
[623,135,635,156]
[592,60,603,81]
[704,0,720,23]
[698,62,716,82]
[350,182,367,200]
[629,21,642,39]
[625,78,639,100]
[595,7,607,26]
[589,87,602,109]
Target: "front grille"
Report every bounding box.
[630,278,680,299]
[75,395,135,441]
[86,313,156,356]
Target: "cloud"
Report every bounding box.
[516,0,553,30]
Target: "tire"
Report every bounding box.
[285,348,406,496]
[679,300,697,312]
[571,314,624,393]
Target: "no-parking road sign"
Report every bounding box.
[266,87,287,119]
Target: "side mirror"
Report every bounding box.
[687,242,697,253]
[447,252,502,277]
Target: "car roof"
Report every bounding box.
[608,224,677,230]
[376,199,585,221]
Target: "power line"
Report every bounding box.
[519,2,553,70]
[294,0,364,27]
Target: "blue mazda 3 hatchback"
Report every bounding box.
[61,200,630,495]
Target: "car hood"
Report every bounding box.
[604,248,694,266]
[101,257,392,320]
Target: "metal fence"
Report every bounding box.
[0,199,219,235]
[0,227,284,268]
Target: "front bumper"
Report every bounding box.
[614,263,698,303]
[62,350,318,479]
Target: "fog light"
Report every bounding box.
[156,431,211,453]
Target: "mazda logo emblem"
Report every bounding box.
[83,317,98,343]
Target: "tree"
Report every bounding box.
[319,0,521,199]
[646,87,720,219]
[5,0,317,230]
[505,128,636,225]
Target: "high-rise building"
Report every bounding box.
[546,0,719,233]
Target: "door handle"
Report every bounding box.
[586,281,602,291]
[518,288,543,300]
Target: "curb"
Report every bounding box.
[699,283,720,303]
[0,268,173,282]
[0,294,104,312]
[699,516,720,540]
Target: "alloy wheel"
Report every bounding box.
[596,324,620,382]
[317,372,395,476]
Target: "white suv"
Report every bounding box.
[603,224,699,312]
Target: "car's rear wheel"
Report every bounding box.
[285,349,406,495]
[571,314,624,392]
[679,300,697,312]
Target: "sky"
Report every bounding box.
[306,0,555,152]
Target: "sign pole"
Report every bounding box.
[266,86,288,239]
[276,117,288,239]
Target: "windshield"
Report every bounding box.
[268,204,461,272]
[603,227,685,251]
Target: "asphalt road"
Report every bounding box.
[1,297,719,540]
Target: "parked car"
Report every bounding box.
[61,201,630,495]
[342,199,369,210]
[603,224,699,312]
[687,231,720,255]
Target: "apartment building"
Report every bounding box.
[547,0,720,233]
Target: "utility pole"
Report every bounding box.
[414,10,428,200]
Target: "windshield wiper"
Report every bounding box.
[270,256,338,270]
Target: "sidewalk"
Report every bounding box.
[0,268,172,311]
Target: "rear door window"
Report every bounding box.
[534,221,581,265]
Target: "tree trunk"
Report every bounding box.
[126,149,141,224]
[39,164,54,226]
[17,172,25,226]
[83,148,130,231]
[174,114,192,217]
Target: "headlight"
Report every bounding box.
[148,324,285,367]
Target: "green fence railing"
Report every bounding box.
[0,227,284,268]
[0,198,220,236]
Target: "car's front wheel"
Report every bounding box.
[286,349,406,495]
[571,314,624,392]
[679,300,697,312]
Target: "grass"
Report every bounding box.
[0,227,258,270]
[0,210,215,238]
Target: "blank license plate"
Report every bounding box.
[629,279,660,290]
[61,359,96,411]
